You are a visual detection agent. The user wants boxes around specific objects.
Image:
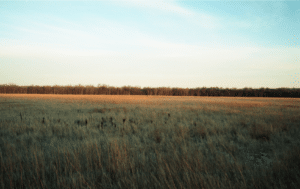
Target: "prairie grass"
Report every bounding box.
[0,94,300,189]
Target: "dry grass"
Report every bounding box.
[0,94,300,189]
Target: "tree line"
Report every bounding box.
[0,84,299,98]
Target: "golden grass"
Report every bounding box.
[0,94,300,188]
[1,93,298,109]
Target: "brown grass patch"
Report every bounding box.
[1,94,299,116]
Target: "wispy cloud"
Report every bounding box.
[0,39,119,57]
[126,0,258,31]
[117,0,195,16]
[115,0,220,29]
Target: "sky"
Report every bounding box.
[0,0,299,89]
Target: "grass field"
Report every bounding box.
[0,94,300,189]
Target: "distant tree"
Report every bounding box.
[200,87,207,96]
[85,85,95,95]
[1,83,300,97]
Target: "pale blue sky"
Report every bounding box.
[1,0,299,89]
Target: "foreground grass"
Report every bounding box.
[0,94,300,189]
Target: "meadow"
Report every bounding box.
[0,94,299,189]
